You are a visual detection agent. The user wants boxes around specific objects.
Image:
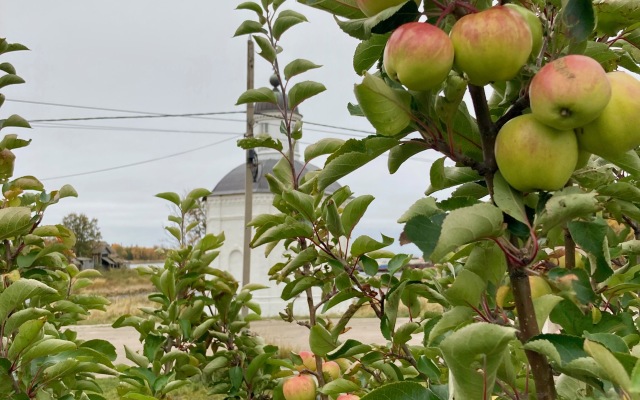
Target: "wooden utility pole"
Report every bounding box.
[242,38,255,295]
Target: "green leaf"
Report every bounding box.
[494,171,529,226]
[236,1,263,15]
[393,321,419,345]
[426,157,482,195]
[273,10,308,40]
[57,184,78,199]
[281,276,321,300]
[155,192,181,207]
[606,150,640,178]
[568,219,612,282]
[388,140,428,174]
[42,358,79,382]
[350,234,393,256]
[0,279,57,323]
[282,190,315,220]
[297,0,365,19]
[533,294,564,331]
[236,87,278,105]
[279,246,318,278]
[524,334,588,366]
[354,73,412,136]
[21,339,77,365]
[397,197,441,223]
[440,323,517,399]
[251,217,314,246]
[430,203,504,262]
[594,0,640,35]
[309,324,337,356]
[304,138,345,163]
[445,269,486,307]
[0,62,16,75]
[336,1,419,40]
[284,58,321,81]
[534,191,600,234]
[234,20,267,36]
[402,214,445,259]
[7,318,45,361]
[362,382,442,399]
[562,0,596,43]
[0,207,32,240]
[4,308,50,335]
[288,81,326,110]
[464,242,507,286]
[353,33,389,75]
[253,35,277,63]
[599,182,640,202]
[584,340,631,391]
[0,115,30,130]
[327,339,372,359]
[318,136,398,191]
[0,74,25,90]
[319,378,361,396]
[341,194,375,237]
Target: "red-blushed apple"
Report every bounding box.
[298,350,316,371]
[530,55,611,130]
[322,361,341,381]
[504,3,543,58]
[337,394,361,400]
[356,0,420,17]
[449,6,532,85]
[495,114,578,192]
[383,22,454,91]
[283,374,317,400]
[575,71,640,159]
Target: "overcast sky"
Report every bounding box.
[0,1,438,253]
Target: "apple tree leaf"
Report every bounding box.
[288,81,326,110]
[533,191,600,234]
[440,323,517,400]
[317,136,398,191]
[494,171,529,226]
[284,58,322,81]
[568,219,612,282]
[353,33,389,75]
[236,87,278,105]
[388,140,428,174]
[273,10,308,40]
[430,203,505,262]
[336,1,419,40]
[561,0,596,43]
[304,138,345,163]
[297,0,365,19]
[354,73,412,136]
[426,157,482,195]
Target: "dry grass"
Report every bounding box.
[78,268,156,325]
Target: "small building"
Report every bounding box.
[91,241,128,269]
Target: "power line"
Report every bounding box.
[31,122,238,136]
[41,135,241,181]
[9,98,377,135]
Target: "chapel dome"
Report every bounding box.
[211,158,341,196]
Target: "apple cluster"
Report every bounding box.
[283,351,357,400]
[381,4,538,91]
[496,56,640,192]
[368,0,640,193]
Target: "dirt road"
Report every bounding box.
[73,318,418,365]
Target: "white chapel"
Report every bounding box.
[205,76,343,317]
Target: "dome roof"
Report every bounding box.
[211,159,341,196]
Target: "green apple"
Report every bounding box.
[356,0,420,17]
[383,22,454,91]
[298,350,316,371]
[322,361,341,381]
[449,6,532,85]
[283,375,317,400]
[504,3,543,59]
[530,55,611,130]
[495,114,578,192]
[575,71,640,159]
